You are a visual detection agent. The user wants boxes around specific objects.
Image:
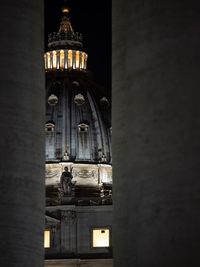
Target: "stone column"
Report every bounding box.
[113,1,200,266]
[0,1,44,266]
[61,210,77,254]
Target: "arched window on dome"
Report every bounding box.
[45,120,55,160]
[77,122,91,160]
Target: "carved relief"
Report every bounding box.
[72,169,95,179]
[45,164,62,186]
[45,163,113,188]
[71,165,99,186]
[45,164,61,179]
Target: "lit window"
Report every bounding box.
[92,228,110,247]
[44,230,50,248]
[68,50,72,68]
[44,55,47,69]
[80,52,87,69]
[47,53,50,69]
[60,50,65,69]
[83,53,86,69]
[80,53,83,69]
[83,53,87,69]
[76,51,80,69]
[52,51,57,69]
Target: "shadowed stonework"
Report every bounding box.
[113,1,200,266]
[0,0,45,266]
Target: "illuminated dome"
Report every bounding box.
[45,6,112,206]
[45,73,112,166]
[44,4,112,264]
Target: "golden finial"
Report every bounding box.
[62,0,70,14]
[62,6,70,14]
[59,0,73,33]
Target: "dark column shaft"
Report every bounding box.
[0,1,45,266]
[113,1,200,266]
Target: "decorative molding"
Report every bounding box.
[45,164,61,179]
[73,169,96,179]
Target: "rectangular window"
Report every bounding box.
[68,50,72,68]
[92,228,110,247]
[47,53,50,69]
[52,51,57,69]
[44,230,50,248]
[76,51,80,69]
[60,50,65,69]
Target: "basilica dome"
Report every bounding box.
[45,7,112,205]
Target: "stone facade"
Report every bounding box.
[45,259,113,267]
[45,206,112,259]
[113,1,200,266]
[45,5,112,266]
[0,0,45,266]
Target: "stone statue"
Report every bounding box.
[60,166,74,196]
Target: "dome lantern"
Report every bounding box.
[44,6,88,72]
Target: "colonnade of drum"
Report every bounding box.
[44,49,88,70]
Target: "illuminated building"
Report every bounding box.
[45,4,112,267]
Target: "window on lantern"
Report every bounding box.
[92,228,110,248]
[83,53,87,69]
[68,50,72,68]
[52,51,57,69]
[76,51,80,69]
[44,55,47,69]
[44,230,51,248]
[80,53,83,69]
[60,50,65,69]
[47,52,50,69]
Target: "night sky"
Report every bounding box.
[44,0,111,91]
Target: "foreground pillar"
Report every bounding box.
[113,1,200,266]
[0,1,44,266]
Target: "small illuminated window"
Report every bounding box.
[83,53,86,69]
[80,53,83,69]
[47,53,50,69]
[44,55,47,69]
[52,51,57,69]
[83,53,87,69]
[92,228,110,247]
[68,50,72,68]
[60,50,65,69]
[44,230,50,248]
[76,51,80,69]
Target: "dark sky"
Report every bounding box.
[44,0,111,90]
